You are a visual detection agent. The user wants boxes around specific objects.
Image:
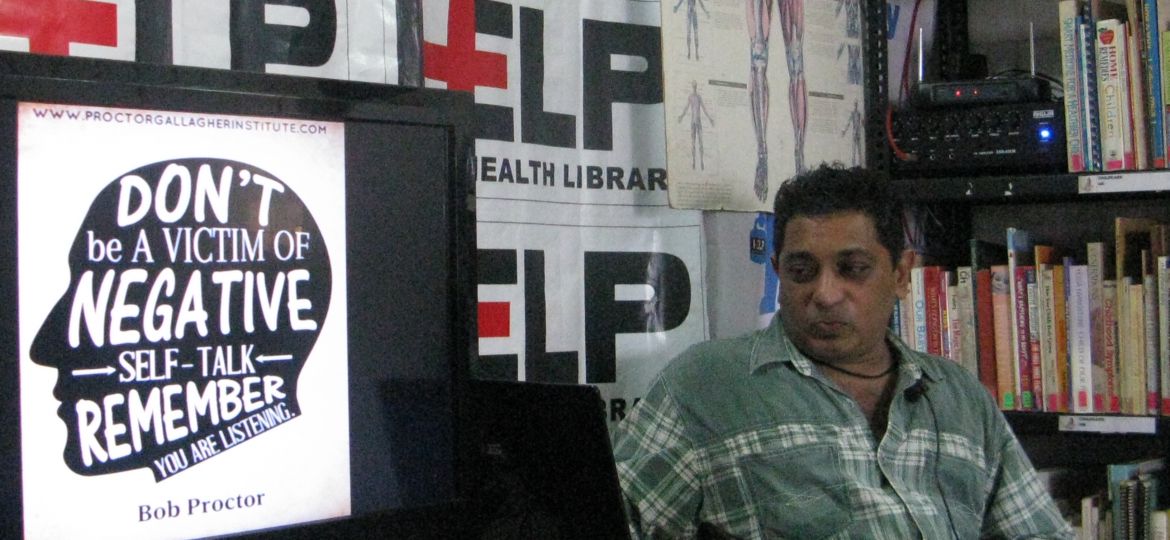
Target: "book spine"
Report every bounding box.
[1147,0,1168,167]
[1070,265,1094,413]
[1088,241,1114,411]
[1130,26,1152,169]
[1099,19,1130,170]
[1054,264,1070,412]
[1060,0,1088,172]
[976,268,999,400]
[1104,279,1122,412]
[992,265,1016,409]
[1160,256,1170,414]
[1026,268,1044,409]
[925,266,944,356]
[1014,266,1036,410]
[912,267,928,353]
[957,266,979,376]
[1081,13,1104,171]
[1039,266,1060,411]
[1145,271,1160,414]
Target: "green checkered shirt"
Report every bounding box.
[612,317,1072,539]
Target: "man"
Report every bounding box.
[611,164,1071,539]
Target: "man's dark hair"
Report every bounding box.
[771,163,905,263]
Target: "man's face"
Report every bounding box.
[772,211,912,365]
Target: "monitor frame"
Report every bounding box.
[0,51,477,538]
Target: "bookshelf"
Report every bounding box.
[865,0,1170,485]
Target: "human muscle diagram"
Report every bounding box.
[663,0,864,211]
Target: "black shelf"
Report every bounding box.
[891,173,1079,203]
[1005,412,1170,469]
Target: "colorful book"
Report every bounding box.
[1088,241,1113,412]
[911,266,929,353]
[956,266,978,376]
[1098,19,1134,170]
[1053,263,1071,412]
[1145,0,1167,167]
[1007,228,1036,409]
[1069,264,1094,413]
[1080,9,1104,171]
[1160,255,1170,414]
[1060,0,1089,172]
[976,268,999,400]
[971,239,1008,401]
[1104,278,1121,412]
[992,264,1016,409]
[1025,268,1043,408]
[1143,251,1160,414]
[1038,265,1059,411]
[1108,457,1165,540]
[1129,24,1152,169]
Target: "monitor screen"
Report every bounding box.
[0,52,475,539]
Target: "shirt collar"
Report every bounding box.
[749,315,946,385]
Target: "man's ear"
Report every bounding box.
[894,249,915,299]
[771,252,780,275]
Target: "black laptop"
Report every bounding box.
[462,380,631,539]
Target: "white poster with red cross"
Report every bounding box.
[0,0,410,83]
[422,0,709,423]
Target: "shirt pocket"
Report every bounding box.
[931,435,992,531]
[735,443,852,539]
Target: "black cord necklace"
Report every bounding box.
[807,357,897,379]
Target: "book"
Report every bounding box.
[1039,265,1061,412]
[1081,9,1104,171]
[1116,217,1158,414]
[1098,19,1134,170]
[1124,281,1149,415]
[1053,263,1071,412]
[992,264,1016,409]
[911,266,928,353]
[1069,263,1094,413]
[1008,228,1036,409]
[1146,0,1167,167]
[1061,0,1090,172]
[972,239,1008,399]
[976,268,999,400]
[956,266,978,376]
[1089,241,1120,412]
[1139,473,1160,540]
[1144,251,1160,414]
[1160,255,1170,414]
[1026,268,1044,409]
[1128,24,1152,170]
[923,265,946,356]
[1104,279,1121,412]
[1082,492,1104,540]
[1108,457,1165,540]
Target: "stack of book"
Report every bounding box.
[892,218,1170,415]
[1059,0,1170,173]
[1074,457,1168,539]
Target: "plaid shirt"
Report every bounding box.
[612,317,1072,539]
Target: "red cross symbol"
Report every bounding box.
[478,302,511,338]
[0,0,118,56]
[423,0,508,92]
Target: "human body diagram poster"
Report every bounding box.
[17,103,350,540]
[663,0,865,212]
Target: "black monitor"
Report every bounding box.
[0,52,476,539]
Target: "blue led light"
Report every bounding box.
[1038,125,1053,142]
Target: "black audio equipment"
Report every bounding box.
[913,78,1054,108]
[890,101,1067,177]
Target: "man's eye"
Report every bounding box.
[784,264,817,283]
[840,262,871,278]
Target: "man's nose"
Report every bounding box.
[810,270,845,306]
